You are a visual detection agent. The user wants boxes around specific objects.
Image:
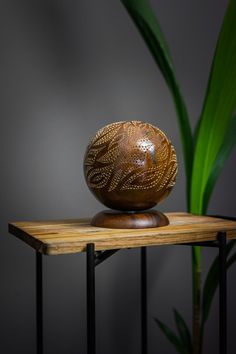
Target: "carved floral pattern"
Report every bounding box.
[84,121,178,210]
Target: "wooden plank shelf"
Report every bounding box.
[8,212,236,255]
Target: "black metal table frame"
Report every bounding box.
[35,216,234,354]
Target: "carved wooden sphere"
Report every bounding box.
[84,121,178,211]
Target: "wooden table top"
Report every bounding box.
[8,212,236,255]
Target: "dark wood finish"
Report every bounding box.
[8,213,236,255]
[84,121,177,211]
[91,209,169,228]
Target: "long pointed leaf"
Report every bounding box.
[121,0,193,200]
[201,240,236,328]
[173,308,192,353]
[154,317,185,354]
[191,0,236,214]
[202,114,236,213]
[227,252,236,268]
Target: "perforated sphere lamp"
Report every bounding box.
[84,121,178,229]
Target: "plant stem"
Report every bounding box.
[192,246,201,354]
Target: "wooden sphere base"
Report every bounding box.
[91,210,169,229]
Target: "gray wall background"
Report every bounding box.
[1,0,236,353]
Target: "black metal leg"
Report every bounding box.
[87,243,96,354]
[36,251,43,354]
[141,247,147,354]
[218,232,227,354]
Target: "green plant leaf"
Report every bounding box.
[201,115,236,214]
[121,0,193,200]
[191,0,236,214]
[201,240,236,328]
[227,253,236,269]
[173,308,192,353]
[227,251,236,268]
[121,2,236,353]
[193,118,201,148]
[154,317,185,354]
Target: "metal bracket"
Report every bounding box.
[94,249,119,266]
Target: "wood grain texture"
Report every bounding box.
[91,210,169,228]
[8,213,236,255]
